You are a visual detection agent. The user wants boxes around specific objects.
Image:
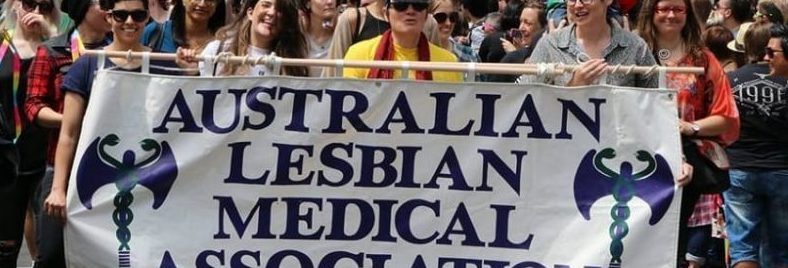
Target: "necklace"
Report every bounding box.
[657,48,671,61]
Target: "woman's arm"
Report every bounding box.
[44,92,86,220]
[322,8,361,77]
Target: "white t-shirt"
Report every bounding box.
[199,40,273,76]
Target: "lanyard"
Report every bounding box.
[70,30,85,61]
[0,35,22,143]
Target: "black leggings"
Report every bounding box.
[0,169,43,268]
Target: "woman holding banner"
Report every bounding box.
[182,0,309,76]
[515,0,657,88]
[635,0,739,266]
[45,0,182,224]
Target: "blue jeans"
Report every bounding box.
[724,169,788,267]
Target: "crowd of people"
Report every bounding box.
[0,0,786,267]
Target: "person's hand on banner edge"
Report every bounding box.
[175,47,200,76]
[567,59,608,86]
[44,189,67,223]
[677,160,694,187]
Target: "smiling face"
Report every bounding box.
[653,0,687,37]
[432,0,456,39]
[247,0,281,42]
[567,0,611,27]
[183,0,218,23]
[518,7,542,45]
[107,0,149,45]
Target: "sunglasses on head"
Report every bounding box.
[765,47,784,58]
[433,12,459,23]
[109,9,149,22]
[390,2,429,12]
[21,0,53,13]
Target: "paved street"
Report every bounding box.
[17,239,33,268]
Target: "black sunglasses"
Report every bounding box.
[433,12,459,23]
[390,2,429,12]
[765,47,784,58]
[109,9,149,23]
[21,0,54,13]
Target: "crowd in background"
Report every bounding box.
[0,0,786,267]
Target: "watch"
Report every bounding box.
[690,123,701,137]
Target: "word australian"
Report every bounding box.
[152,86,607,141]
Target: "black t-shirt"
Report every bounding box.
[0,50,48,174]
[726,63,788,169]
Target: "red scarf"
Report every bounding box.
[367,30,433,80]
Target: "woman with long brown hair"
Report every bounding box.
[192,0,309,76]
[636,0,739,266]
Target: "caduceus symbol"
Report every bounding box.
[76,134,178,268]
[573,148,675,268]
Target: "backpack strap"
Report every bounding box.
[352,7,364,44]
[146,22,165,51]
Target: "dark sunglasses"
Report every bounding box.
[109,9,149,23]
[765,47,784,58]
[433,12,459,23]
[390,2,429,12]
[21,0,54,13]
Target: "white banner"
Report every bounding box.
[65,70,682,268]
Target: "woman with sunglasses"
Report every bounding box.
[181,0,309,76]
[517,0,657,87]
[299,0,338,76]
[0,0,58,264]
[431,0,458,51]
[141,0,226,53]
[321,0,440,76]
[47,0,183,227]
[636,0,739,266]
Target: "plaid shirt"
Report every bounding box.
[687,194,722,227]
[25,30,92,165]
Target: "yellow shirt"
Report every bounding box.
[343,36,463,82]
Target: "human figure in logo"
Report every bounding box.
[0,0,59,265]
[725,22,788,268]
[342,0,462,82]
